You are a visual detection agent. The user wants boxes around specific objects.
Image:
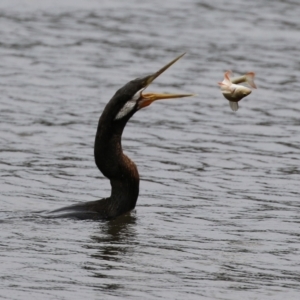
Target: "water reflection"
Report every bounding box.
[81,213,137,294]
[87,213,137,262]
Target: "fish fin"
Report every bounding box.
[223,71,232,85]
[245,72,257,89]
[225,70,233,78]
[229,101,239,111]
[218,82,231,93]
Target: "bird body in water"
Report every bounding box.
[48,54,194,220]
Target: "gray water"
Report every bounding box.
[1,0,300,299]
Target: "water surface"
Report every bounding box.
[1,0,300,299]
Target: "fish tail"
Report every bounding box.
[245,72,257,89]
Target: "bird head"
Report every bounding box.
[106,53,194,121]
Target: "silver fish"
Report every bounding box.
[218,71,257,111]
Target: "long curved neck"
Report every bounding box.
[94,114,139,218]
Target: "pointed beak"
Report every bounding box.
[138,53,195,109]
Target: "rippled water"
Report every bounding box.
[1,0,300,299]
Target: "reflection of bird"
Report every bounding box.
[49,54,193,220]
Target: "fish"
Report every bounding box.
[218,71,257,111]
